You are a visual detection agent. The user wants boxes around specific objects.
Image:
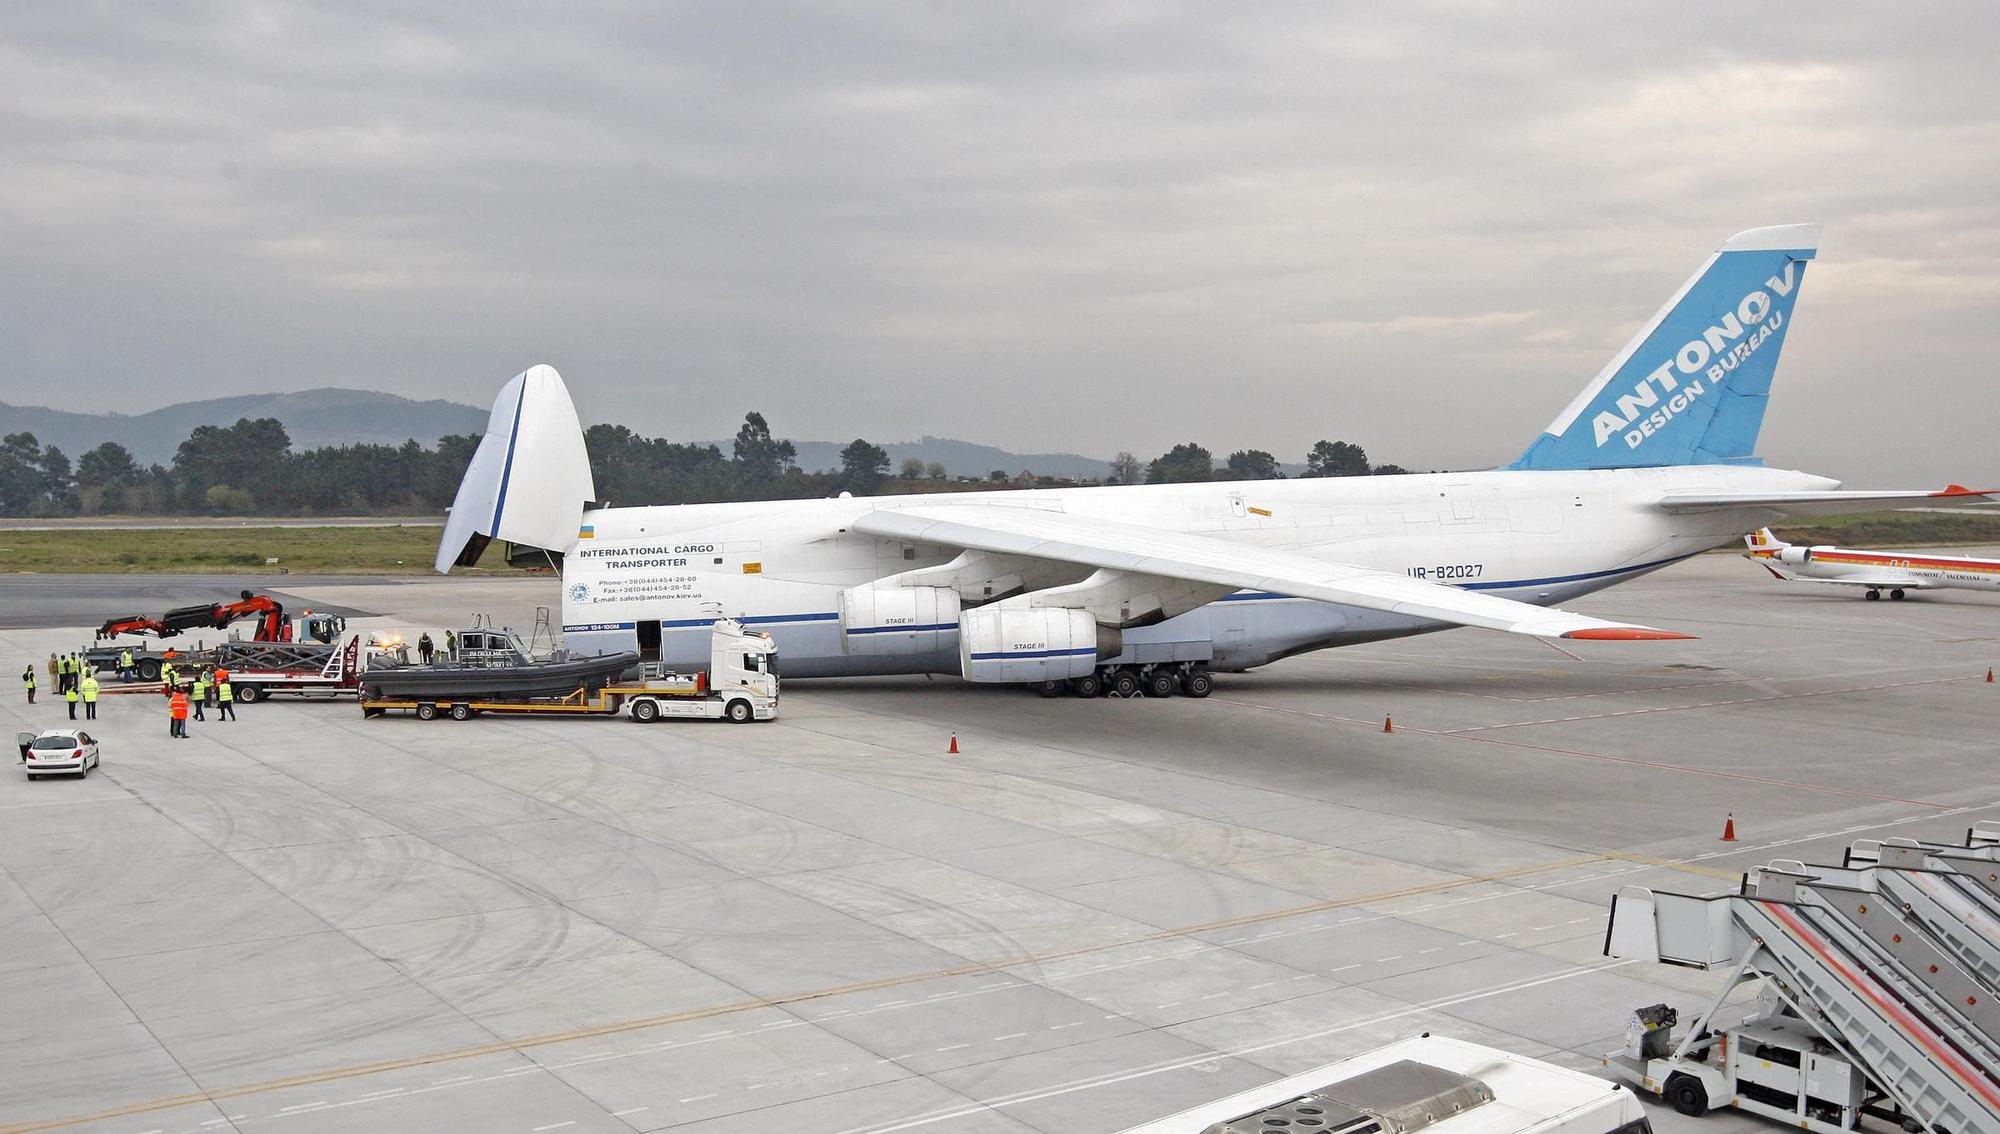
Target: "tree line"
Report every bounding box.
[0,414,1410,517]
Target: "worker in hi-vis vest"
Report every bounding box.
[80,672,99,720]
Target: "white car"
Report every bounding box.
[23,729,101,779]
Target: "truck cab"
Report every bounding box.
[710,619,779,698]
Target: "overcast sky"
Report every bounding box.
[4,4,1996,485]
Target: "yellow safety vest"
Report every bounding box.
[217,682,233,703]
[81,677,99,702]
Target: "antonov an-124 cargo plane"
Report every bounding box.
[1745,528,2000,601]
[435,225,1993,695]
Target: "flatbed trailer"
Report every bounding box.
[360,680,776,723]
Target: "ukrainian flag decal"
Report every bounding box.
[578,524,595,539]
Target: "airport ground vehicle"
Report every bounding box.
[23,729,100,779]
[361,619,778,723]
[221,636,373,702]
[435,228,1993,697]
[1118,1034,1651,1134]
[1604,824,2000,1132]
[80,634,379,700]
[87,602,347,682]
[95,591,343,644]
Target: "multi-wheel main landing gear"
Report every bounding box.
[1034,663,1214,699]
[1863,587,1907,601]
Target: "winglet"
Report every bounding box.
[1561,627,1697,641]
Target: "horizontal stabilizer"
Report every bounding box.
[1656,485,1997,516]
[434,365,595,573]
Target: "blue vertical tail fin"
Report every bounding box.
[1510,224,1819,470]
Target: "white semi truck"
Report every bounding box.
[623,617,779,723]
[361,619,778,723]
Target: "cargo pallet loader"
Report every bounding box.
[1603,822,2000,1133]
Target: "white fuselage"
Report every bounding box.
[562,464,1837,676]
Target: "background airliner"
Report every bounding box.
[1744,527,2000,601]
[435,225,1991,695]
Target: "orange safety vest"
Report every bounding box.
[170,692,189,720]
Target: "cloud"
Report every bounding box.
[2,4,1996,486]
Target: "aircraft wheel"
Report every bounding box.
[1070,672,1104,698]
[1107,669,1141,698]
[1180,669,1215,698]
[1035,680,1064,698]
[1664,1072,1708,1117]
[1143,670,1178,698]
[1865,589,1881,601]
[1890,588,1906,600]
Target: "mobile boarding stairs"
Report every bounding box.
[1604,822,2000,1133]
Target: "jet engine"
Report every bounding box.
[959,607,1120,683]
[1777,546,1821,565]
[839,585,961,655]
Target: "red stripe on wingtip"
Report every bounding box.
[1561,627,1697,641]
[1934,484,1996,497]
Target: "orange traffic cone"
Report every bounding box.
[1721,813,1737,842]
[1987,667,1994,684]
[948,732,959,754]
[1382,715,1393,734]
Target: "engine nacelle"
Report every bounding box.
[839,585,961,655]
[1777,546,1818,566]
[959,607,1120,683]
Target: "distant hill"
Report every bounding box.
[782,436,1113,480]
[0,389,1128,480]
[0,389,490,465]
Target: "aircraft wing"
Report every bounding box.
[1655,484,1997,515]
[850,504,1692,641]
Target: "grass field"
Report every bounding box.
[0,509,1993,575]
[0,525,529,575]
